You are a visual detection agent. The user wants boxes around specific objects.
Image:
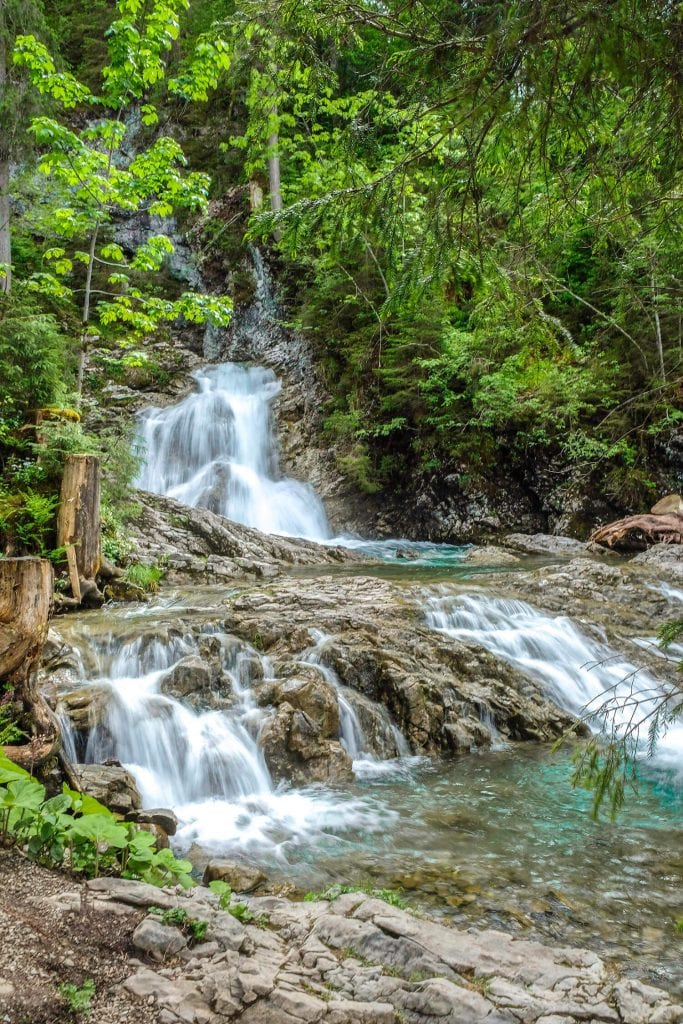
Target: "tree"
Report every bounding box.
[13,0,232,396]
[0,0,45,294]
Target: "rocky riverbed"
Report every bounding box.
[2,853,681,1024]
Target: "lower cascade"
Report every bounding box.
[58,621,409,860]
[424,589,683,769]
[135,363,330,541]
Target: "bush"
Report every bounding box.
[0,288,75,418]
[0,754,193,887]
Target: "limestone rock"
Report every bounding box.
[133,917,188,960]
[651,493,683,516]
[503,533,588,557]
[72,763,142,814]
[203,859,267,893]
[126,806,179,836]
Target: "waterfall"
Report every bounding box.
[57,624,401,858]
[299,630,415,777]
[135,363,330,541]
[425,590,683,771]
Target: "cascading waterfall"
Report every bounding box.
[298,630,413,776]
[58,626,403,858]
[425,590,683,772]
[135,363,330,541]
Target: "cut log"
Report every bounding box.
[56,454,103,604]
[589,513,683,552]
[0,557,60,768]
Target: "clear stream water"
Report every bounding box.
[60,360,683,993]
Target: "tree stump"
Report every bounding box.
[0,557,59,768]
[56,454,104,606]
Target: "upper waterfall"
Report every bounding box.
[135,363,330,541]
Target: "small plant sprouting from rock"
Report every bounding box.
[123,562,164,593]
[58,978,95,1017]
[149,906,208,944]
[303,883,407,908]
[208,879,232,909]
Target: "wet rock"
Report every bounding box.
[125,807,179,836]
[261,703,353,784]
[462,546,521,566]
[631,543,683,580]
[203,860,266,893]
[127,490,353,584]
[160,655,213,698]
[72,763,142,814]
[274,675,340,738]
[59,687,111,731]
[502,533,588,557]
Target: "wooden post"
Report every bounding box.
[0,557,59,768]
[56,454,103,605]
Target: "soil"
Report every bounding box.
[0,848,158,1024]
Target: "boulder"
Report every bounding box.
[160,655,213,698]
[133,917,188,961]
[203,859,267,893]
[462,546,520,566]
[59,687,111,732]
[261,704,353,784]
[72,763,142,814]
[502,533,588,557]
[651,493,683,515]
[126,807,179,836]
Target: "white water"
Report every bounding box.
[136,363,330,541]
[298,631,415,778]
[59,627,404,859]
[425,590,683,772]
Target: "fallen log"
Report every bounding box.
[589,512,683,552]
[0,557,60,769]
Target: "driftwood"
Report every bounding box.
[0,557,60,769]
[56,453,104,606]
[589,513,683,552]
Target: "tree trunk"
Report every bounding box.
[1,557,59,768]
[56,454,104,605]
[0,36,11,296]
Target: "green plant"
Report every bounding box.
[0,687,25,746]
[123,562,164,593]
[150,905,208,943]
[228,901,254,924]
[208,879,232,909]
[0,754,194,887]
[303,883,406,908]
[58,978,95,1017]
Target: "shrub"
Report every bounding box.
[0,754,193,887]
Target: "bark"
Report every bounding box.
[0,557,59,768]
[0,35,11,295]
[56,454,104,605]
[589,513,683,551]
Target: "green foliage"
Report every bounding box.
[0,758,194,888]
[208,879,232,909]
[0,687,25,747]
[124,563,164,593]
[11,0,232,385]
[58,978,95,1017]
[0,288,73,418]
[150,905,209,942]
[303,883,406,908]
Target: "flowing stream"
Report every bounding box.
[59,355,683,993]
